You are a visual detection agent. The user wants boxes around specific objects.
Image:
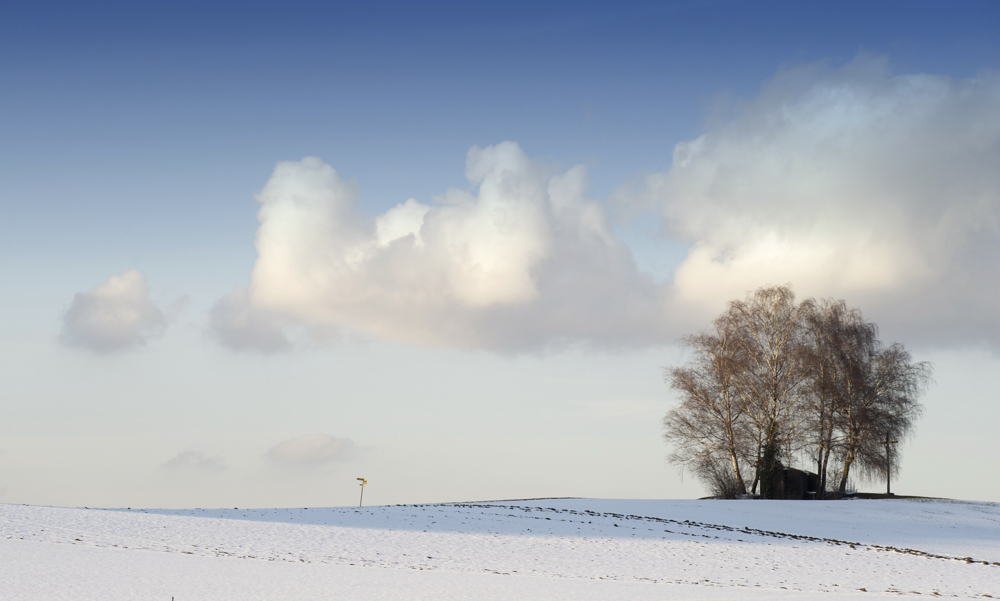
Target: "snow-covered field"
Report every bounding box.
[1,497,997,600]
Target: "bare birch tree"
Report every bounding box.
[725,285,811,495]
[801,298,859,495]
[663,315,751,497]
[663,285,931,499]
[831,335,931,494]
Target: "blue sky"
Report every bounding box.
[4,0,998,316]
[4,2,998,237]
[2,1,1000,507]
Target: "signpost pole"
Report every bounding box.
[884,435,898,495]
[357,478,367,507]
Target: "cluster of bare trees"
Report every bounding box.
[662,285,932,499]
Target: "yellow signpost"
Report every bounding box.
[357,478,367,507]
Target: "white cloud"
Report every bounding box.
[212,143,669,352]
[161,450,225,471]
[266,433,356,465]
[61,270,168,352]
[649,56,1000,344]
[213,56,1000,352]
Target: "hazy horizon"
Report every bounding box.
[2,0,1000,508]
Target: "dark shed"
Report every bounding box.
[781,468,820,500]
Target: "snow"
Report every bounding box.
[1,498,997,600]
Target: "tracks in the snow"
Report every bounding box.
[439,503,1000,568]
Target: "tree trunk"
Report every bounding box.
[820,444,832,497]
[838,452,855,494]
[750,439,762,494]
[729,451,747,495]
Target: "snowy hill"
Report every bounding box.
[2,498,998,600]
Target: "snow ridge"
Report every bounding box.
[1,498,997,600]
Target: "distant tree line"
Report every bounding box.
[662,285,932,499]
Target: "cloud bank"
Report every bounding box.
[266,433,357,465]
[651,56,1000,344]
[61,270,168,352]
[214,56,1000,351]
[213,143,668,352]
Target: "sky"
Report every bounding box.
[2,0,1000,508]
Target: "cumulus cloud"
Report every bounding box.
[61,270,169,352]
[213,56,1000,352]
[266,433,357,465]
[161,450,225,471]
[212,143,668,352]
[649,55,1000,344]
